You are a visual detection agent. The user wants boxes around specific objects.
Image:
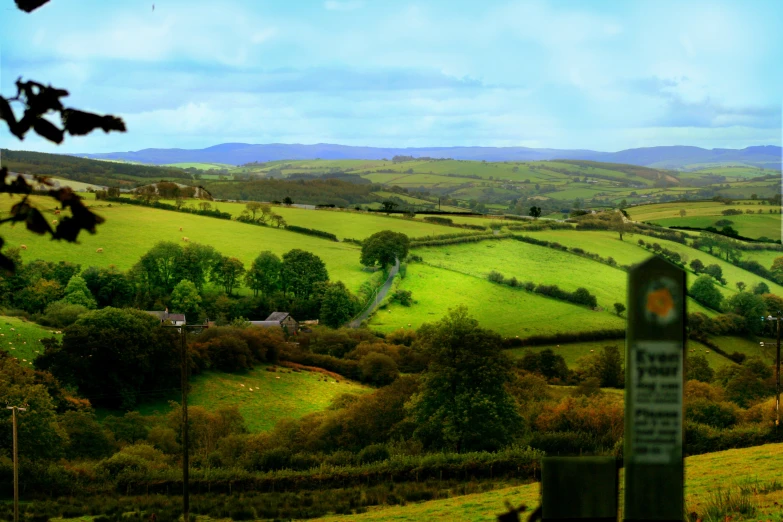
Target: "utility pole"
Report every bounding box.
[762,311,782,428]
[6,405,26,522]
[163,323,207,522]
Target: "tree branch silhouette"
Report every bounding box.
[0,1,126,271]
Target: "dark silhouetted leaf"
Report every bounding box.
[62,109,126,136]
[0,253,16,273]
[7,174,32,195]
[33,117,64,144]
[0,96,16,126]
[25,207,53,235]
[14,0,50,12]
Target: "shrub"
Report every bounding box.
[487,270,505,283]
[357,444,391,464]
[685,398,740,429]
[358,352,399,385]
[285,225,339,242]
[391,289,413,306]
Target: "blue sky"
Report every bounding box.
[1,0,781,153]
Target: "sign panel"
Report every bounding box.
[628,341,682,464]
[624,257,685,522]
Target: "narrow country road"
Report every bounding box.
[349,257,400,328]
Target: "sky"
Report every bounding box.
[1,0,781,154]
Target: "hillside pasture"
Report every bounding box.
[168,199,455,239]
[0,315,56,365]
[0,196,371,292]
[162,162,237,170]
[652,213,781,240]
[506,338,745,370]
[414,239,630,310]
[520,230,783,300]
[138,364,369,432]
[369,263,625,337]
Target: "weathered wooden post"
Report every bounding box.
[624,256,686,521]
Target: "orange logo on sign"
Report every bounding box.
[646,288,674,320]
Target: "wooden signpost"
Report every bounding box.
[624,256,686,521]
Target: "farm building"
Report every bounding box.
[250,312,298,333]
[145,309,186,326]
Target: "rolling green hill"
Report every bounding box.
[369,262,625,337]
[0,196,372,292]
[628,200,781,239]
[138,364,369,432]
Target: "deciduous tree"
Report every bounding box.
[281,249,329,299]
[689,275,724,311]
[360,230,410,269]
[409,306,522,452]
[245,251,282,297]
[211,256,246,296]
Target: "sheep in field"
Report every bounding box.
[20,244,27,250]
[96,248,104,253]
[182,237,190,242]
[54,209,61,215]
[179,227,183,231]
[51,219,58,225]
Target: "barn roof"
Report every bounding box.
[249,321,283,328]
[145,311,186,322]
[266,312,291,322]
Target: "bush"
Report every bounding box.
[686,399,740,429]
[391,289,413,306]
[423,216,453,226]
[285,225,338,242]
[357,444,391,464]
[358,353,399,385]
[487,270,505,283]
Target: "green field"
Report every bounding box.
[162,162,237,170]
[316,443,783,521]
[415,239,631,310]
[369,263,624,337]
[0,315,57,366]
[652,213,781,240]
[520,230,783,299]
[679,165,775,181]
[0,196,372,292]
[628,200,781,239]
[168,199,456,240]
[507,335,772,370]
[138,364,368,432]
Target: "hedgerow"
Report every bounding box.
[285,225,339,242]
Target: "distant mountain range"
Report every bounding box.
[75,143,782,170]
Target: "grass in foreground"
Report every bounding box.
[317,443,783,521]
[138,364,369,432]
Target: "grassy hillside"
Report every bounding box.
[0,315,56,365]
[415,239,630,309]
[520,230,783,299]
[315,443,783,521]
[138,364,368,432]
[163,162,237,170]
[507,335,773,370]
[369,263,624,337]
[161,199,457,240]
[0,196,371,292]
[628,200,781,239]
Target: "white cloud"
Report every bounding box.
[324,1,363,11]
